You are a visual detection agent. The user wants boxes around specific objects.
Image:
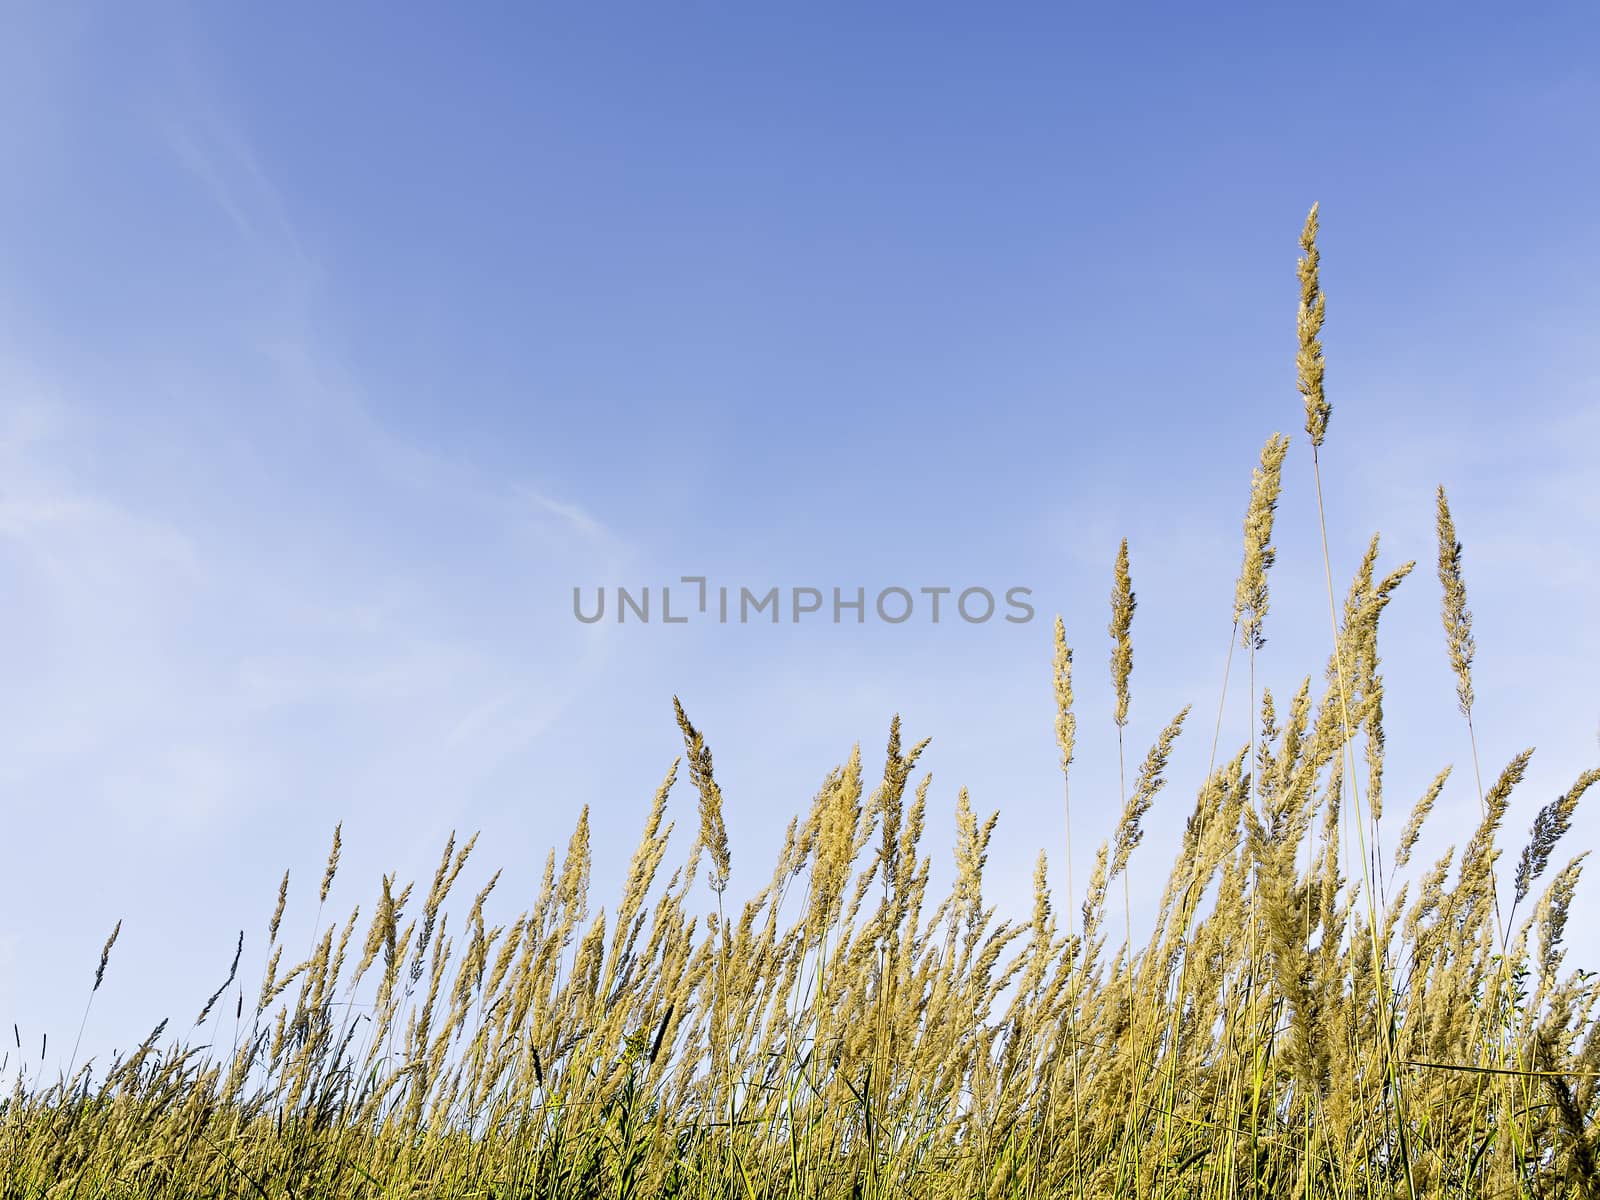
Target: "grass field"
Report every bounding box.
[4,209,1596,1198]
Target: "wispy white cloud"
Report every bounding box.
[0,98,626,1073]
[166,114,311,274]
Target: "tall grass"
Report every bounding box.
[4,209,1597,1199]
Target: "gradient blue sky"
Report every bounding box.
[2,4,1596,1074]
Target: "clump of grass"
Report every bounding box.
[3,209,1596,1200]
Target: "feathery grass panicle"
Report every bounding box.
[93,920,121,993]
[876,714,907,854]
[1435,485,1477,719]
[1396,766,1451,871]
[353,875,394,989]
[1235,433,1291,651]
[1515,767,1599,909]
[1297,203,1330,448]
[1080,840,1109,943]
[1534,854,1588,988]
[196,931,245,1026]
[320,823,342,904]
[1110,707,1191,880]
[555,815,589,918]
[953,787,992,927]
[1052,616,1076,776]
[269,870,290,943]
[370,873,399,994]
[874,715,930,898]
[1461,749,1535,889]
[1109,540,1135,729]
[808,747,865,941]
[674,696,731,895]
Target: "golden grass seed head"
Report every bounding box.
[1030,851,1052,939]
[873,715,928,890]
[1110,706,1190,879]
[1234,433,1291,651]
[1052,616,1076,776]
[807,747,864,939]
[268,870,290,943]
[674,696,731,894]
[1081,841,1109,942]
[954,787,983,924]
[1108,540,1135,729]
[320,823,341,904]
[1536,853,1588,987]
[379,874,399,977]
[1396,766,1452,870]
[94,919,122,993]
[1297,202,1331,448]
[556,808,591,918]
[1435,485,1476,718]
[256,944,283,1014]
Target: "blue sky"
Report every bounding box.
[2,4,1596,1074]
